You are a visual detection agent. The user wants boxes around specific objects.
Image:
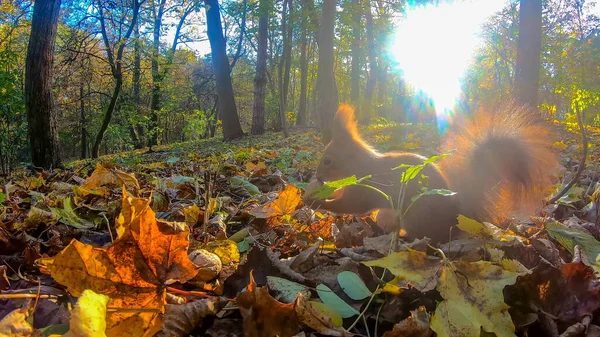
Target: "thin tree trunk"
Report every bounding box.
[149,1,165,148]
[515,0,542,112]
[92,0,140,158]
[251,0,269,135]
[362,0,376,124]
[278,0,291,137]
[297,11,308,126]
[350,0,361,109]
[25,0,62,169]
[132,20,143,149]
[80,81,87,159]
[93,78,122,157]
[205,0,244,140]
[316,0,338,143]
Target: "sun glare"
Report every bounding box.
[389,0,507,127]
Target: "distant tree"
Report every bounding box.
[278,0,291,137]
[296,0,311,126]
[204,0,244,140]
[92,0,142,158]
[251,0,269,135]
[25,0,62,168]
[148,0,201,148]
[350,0,361,109]
[316,0,338,143]
[361,0,377,124]
[515,0,542,112]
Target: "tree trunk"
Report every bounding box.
[25,0,62,169]
[149,2,165,148]
[316,0,338,143]
[278,0,291,137]
[205,0,244,140]
[350,0,361,109]
[297,3,308,126]
[515,0,542,112]
[132,20,144,149]
[92,78,122,158]
[362,0,376,124]
[80,81,87,159]
[251,0,269,135]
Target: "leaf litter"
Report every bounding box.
[0,126,599,336]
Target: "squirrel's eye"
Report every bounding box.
[323,157,331,166]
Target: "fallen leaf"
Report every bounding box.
[84,163,140,191]
[38,193,199,337]
[0,308,35,337]
[430,260,529,337]
[362,249,441,292]
[294,294,347,336]
[63,289,109,337]
[236,271,300,337]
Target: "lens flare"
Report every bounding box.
[388,0,506,130]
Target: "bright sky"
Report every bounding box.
[390,0,600,122]
[388,0,507,121]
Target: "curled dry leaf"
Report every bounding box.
[236,271,300,337]
[188,249,222,282]
[84,163,140,192]
[37,193,199,337]
[154,297,228,337]
[294,293,348,337]
[0,308,35,337]
[382,307,432,337]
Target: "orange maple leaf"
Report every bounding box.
[38,193,199,337]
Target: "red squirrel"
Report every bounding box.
[303,103,558,243]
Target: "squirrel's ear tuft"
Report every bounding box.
[332,104,360,140]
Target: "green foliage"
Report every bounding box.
[0,49,27,174]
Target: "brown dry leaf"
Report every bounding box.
[245,162,268,177]
[0,308,35,337]
[38,193,199,337]
[294,293,347,336]
[154,297,228,337]
[236,271,300,337]
[382,307,431,337]
[84,163,140,191]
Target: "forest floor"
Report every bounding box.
[1,119,600,337]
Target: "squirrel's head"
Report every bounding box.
[316,104,378,182]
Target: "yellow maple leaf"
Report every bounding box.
[363,248,442,292]
[431,260,529,337]
[250,184,302,222]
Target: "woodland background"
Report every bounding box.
[0,0,599,173]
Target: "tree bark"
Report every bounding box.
[278,0,291,137]
[149,0,166,148]
[205,0,244,140]
[297,0,309,126]
[80,81,87,159]
[25,0,62,169]
[350,0,361,109]
[132,19,144,149]
[515,0,542,112]
[316,0,338,143]
[251,0,269,135]
[362,0,376,124]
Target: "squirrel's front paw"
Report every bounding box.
[303,179,324,209]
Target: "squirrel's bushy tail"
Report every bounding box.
[440,103,559,223]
